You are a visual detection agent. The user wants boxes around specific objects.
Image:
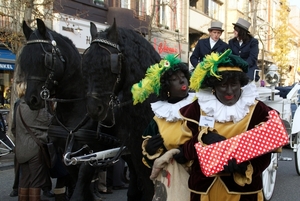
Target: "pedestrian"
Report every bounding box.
[190,21,229,68]
[132,54,194,200]
[12,82,53,201]
[179,49,274,201]
[228,17,260,81]
[9,88,54,199]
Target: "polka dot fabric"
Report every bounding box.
[194,110,289,177]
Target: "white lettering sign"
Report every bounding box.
[0,63,14,70]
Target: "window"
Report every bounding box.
[208,0,220,19]
[0,15,9,29]
[107,0,147,21]
[93,0,108,8]
[154,0,178,31]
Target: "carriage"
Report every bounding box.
[256,65,300,201]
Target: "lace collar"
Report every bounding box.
[195,83,258,123]
[151,93,195,122]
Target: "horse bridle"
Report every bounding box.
[86,38,132,127]
[26,31,65,100]
[26,31,85,106]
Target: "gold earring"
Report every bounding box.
[167,91,170,97]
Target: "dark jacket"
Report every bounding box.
[190,38,229,68]
[228,37,259,81]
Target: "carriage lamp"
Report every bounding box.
[265,64,280,100]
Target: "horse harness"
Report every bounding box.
[25,31,126,167]
[26,31,65,100]
[85,38,133,128]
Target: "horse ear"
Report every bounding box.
[22,21,33,40]
[107,18,118,43]
[90,22,97,40]
[36,18,47,38]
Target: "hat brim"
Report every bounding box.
[208,28,224,32]
[232,23,250,33]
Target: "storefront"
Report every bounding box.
[0,48,15,107]
[150,35,189,64]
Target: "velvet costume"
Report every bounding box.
[179,84,273,201]
[142,93,194,167]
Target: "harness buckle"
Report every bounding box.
[40,87,50,100]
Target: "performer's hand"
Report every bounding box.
[145,135,164,155]
[201,131,226,145]
[223,158,249,175]
[173,146,188,164]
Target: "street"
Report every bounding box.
[0,153,127,201]
[1,148,300,200]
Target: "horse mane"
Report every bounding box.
[92,27,161,98]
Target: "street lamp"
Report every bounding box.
[265,64,280,101]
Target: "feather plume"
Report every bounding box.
[131,54,181,105]
[190,49,232,91]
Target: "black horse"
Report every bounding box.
[81,20,161,201]
[18,19,120,201]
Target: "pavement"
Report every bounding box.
[0,152,14,170]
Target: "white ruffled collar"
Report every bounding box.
[151,93,195,122]
[195,82,258,123]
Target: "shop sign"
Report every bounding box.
[152,37,188,63]
[0,63,14,70]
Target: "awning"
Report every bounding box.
[0,49,15,71]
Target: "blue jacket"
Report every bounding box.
[190,38,229,68]
[228,37,259,81]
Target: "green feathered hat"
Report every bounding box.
[189,49,248,91]
[131,54,181,105]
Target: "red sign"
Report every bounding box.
[153,38,179,55]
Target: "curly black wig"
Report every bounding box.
[159,63,190,100]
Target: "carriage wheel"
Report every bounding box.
[0,147,10,157]
[294,133,300,175]
[262,153,278,201]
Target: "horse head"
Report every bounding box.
[83,19,124,124]
[82,19,161,125]
[19,19,81,110]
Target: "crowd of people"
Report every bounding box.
[5,17,284,201]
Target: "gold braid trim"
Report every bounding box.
[197,127,218,146]
[141,138,164,160]
[218,67,243,72]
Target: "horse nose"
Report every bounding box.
[31,95,40,105]
[86,97,105,120]
[24,95,41,110]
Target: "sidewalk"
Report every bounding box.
[0,152,14,170]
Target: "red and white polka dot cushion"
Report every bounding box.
[194,110,289,177]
